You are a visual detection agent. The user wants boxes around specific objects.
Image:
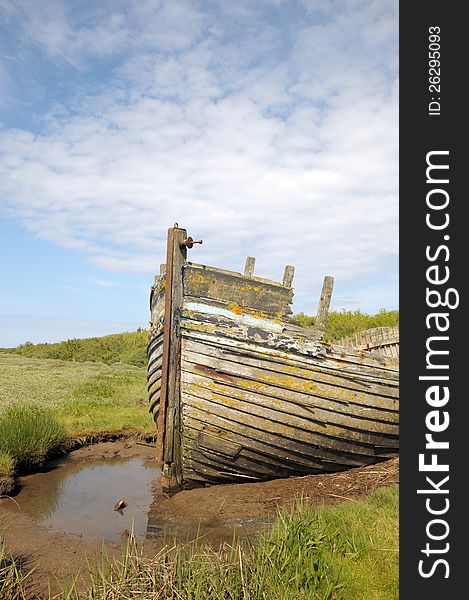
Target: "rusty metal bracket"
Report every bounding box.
[179,236,203,249]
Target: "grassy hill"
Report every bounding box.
[4,330,149,366]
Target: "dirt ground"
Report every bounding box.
[0,438,399,599]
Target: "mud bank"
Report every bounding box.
[0,438,398,599]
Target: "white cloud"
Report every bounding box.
[0,0,398,312]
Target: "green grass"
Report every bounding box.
[0,405,66,470]
[262,486,399,600]
[0,353,152,438]
[0,453,14,476]
[0,352,153,471]
[3,331,149,367]
[0,539,30,600]
[60,486,398,600]
[292,309,399,342]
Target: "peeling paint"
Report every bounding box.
[185,301,284,332]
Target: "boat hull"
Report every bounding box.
[147,226,399,492]
[177,309,398,488]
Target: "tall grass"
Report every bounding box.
[61,487,398,600]
[0,540,30,600]
[0,405,66,470]
[293,309,399,341]
[0,452,14,476]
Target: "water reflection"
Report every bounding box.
[10,456,160,541]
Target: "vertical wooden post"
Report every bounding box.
[283,265,295,287]
[155,226,187,495]
[244,257,256,277]
[316,276,334,331]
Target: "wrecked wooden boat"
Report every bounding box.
[147,225,399,494]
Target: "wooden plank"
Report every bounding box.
[184,422,360,476]
[315,276,334,331]
[163,228,187,492]
[183,335,398,396]
[184,414,375,471]
[181,370,398,433]
[182,340,399,408]
[156,226,186,466]
[181,381,397,446]
[181,311,328,361]
[183,264,293,318]
[182,415,366,468]
[182,423,362,469]
[181,313,398,376]
[181,394,395,458]
[336,326,400,358]
[197,431,242,458]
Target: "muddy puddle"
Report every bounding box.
[8,454,160,540]
[0,441,399,598]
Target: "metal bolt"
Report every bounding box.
[180,237,203,249]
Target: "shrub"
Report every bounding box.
[292,309,399,341]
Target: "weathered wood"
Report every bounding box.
[183,357,398,422]
[182,423,363,470]
[244,256,256,277]
[181,367,397,430]
[147,226,399,491]
[156,226,187,495]
[182,393,396,458]
[181,320,398,383]
[155,228,175,463]
[162,228,187,493]
[336,326,399,358]
[316,276,334,331]
[181,308,326,359]
[283,265,295,287]
[197,431,242,458]
[183,265,293,319]
[181,373,398,439]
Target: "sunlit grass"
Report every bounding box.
[292,309,399,341]
[0,353,154,470]
[0,353,153,437]
[0,452,14,477]
[0,539,31,600]
[60,487,398,600]
[0,406,66,470]
[3,331,149,367]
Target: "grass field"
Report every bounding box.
[292,308,399,341]
[4,330,149,366]
[0,352,152,478]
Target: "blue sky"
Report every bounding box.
[0,0,398,347]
